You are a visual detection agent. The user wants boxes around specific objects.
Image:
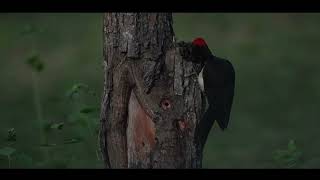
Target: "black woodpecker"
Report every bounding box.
[191,37,235,147]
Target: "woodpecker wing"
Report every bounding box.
[202,56,235,130]
[224,60,235,126]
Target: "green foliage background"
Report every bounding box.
[0,13,319,168]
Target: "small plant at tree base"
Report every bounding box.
[26,55,44,73]
[44,122,65,132]
[25,54,50,161]
[66,83,97,101]
[273,139,302,168]
[7,128,16,142]
[65,83,102,161]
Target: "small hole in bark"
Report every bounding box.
[176,119,187,131]
[142,142,145,147]
[160,98,171,110]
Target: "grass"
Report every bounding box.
[1,13,320,168]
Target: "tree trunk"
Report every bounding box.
[99,13,208,169]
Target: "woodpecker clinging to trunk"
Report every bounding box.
[191,37,235,147]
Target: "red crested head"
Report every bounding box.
[192,37,207,47]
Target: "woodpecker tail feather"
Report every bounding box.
[213,102,229,130]
[197,105,217,147]
[200,104,228,134]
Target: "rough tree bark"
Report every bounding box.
[99,13,208,168]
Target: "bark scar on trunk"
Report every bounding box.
[127,91,156,168]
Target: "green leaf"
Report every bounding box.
[50,122,64,130]
[63,137,83,144]
[44,121,65,132]
[40,143,57,147]
[288,139,297,152]
[0,147,16,157]
[26,55,44,72]
[272,139,302,168]
[7,128,16,142]
[80,106,98,114]
[65,86,79,99]
[65,83,89,99]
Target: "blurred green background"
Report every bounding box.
[0,13,319,168]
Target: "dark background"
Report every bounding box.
[0,13,319,168]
